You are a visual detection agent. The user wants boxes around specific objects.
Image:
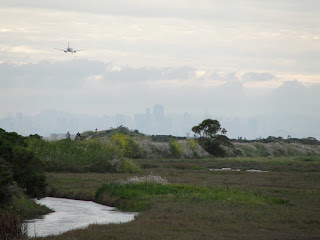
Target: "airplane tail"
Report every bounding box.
[68,42,69,48]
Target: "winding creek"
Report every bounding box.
[26,197,137,238]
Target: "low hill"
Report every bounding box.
[79,127,320,158]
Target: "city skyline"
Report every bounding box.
[1,104,319,140]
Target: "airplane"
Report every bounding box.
[54,42,86,54]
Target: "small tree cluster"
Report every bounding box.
[192,119,230,157]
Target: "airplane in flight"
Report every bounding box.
[54,42,86,54]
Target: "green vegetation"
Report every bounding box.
[95,182,289,212]
[0,129,51,239]
[80,126,145,140]
[0,129,46,204]
[187,138,197,151]
[5,186,51,219]
[39,156,320,240]
[2,125,320,239]
[0,131,46,204]
[27,137,140,173]
[110,133,143,159]
[169,139,182,158]
[37,126,320,160]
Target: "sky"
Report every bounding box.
[0,1,320,136]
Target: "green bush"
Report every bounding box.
[187,139,197,151]
[11,145,46,198]
[27,138,140,173]
[169,139,182,158]
[0,129,46,199]
[121,159,142,173]
[199,138,226,157]
[110,133,143,159]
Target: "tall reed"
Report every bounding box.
[0,213,27,240]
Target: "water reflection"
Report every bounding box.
[27,197,137,237]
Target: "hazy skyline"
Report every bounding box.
[1,1,319,137]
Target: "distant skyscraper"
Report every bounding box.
[153,104,164,121]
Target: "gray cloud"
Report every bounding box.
[0,60,105,89]
[1,1,319,75]
[1,60,319,118]
[0,61,197,89]
[2,0,319,28]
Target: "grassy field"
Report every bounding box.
[36,156,320,240]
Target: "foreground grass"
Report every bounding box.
[95,182,289,212]
[37,156,320,240]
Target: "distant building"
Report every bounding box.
[153,104,164,121]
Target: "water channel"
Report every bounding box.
[26,197,137,237]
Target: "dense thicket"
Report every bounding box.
[26,137,140,173]
[0,129,46,205]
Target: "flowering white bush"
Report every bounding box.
[110,157,122,172]
[119,173,170,185]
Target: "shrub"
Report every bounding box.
[199,138,227,157]
[110,134,143,159]
[11,146,46,198]
[121,159,142,173]
[26,138,140,173]
[169,139,182,158]
[0,129,46,199]
[187,139,197,151]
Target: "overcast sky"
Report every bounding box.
[0,1,319,123]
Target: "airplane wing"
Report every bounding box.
[54,48,66,51]
[74,49,86,52]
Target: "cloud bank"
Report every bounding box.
[1,60,319,118]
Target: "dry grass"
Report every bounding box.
[0,214,27,240]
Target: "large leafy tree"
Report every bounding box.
[192,119,227,139]
[192,119,230,157]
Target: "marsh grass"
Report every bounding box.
[39,156,320,240]
[170,162,207,170]
[0,213,27,240]
[95,182,289,211]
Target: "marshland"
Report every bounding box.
[1,125,320,239]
